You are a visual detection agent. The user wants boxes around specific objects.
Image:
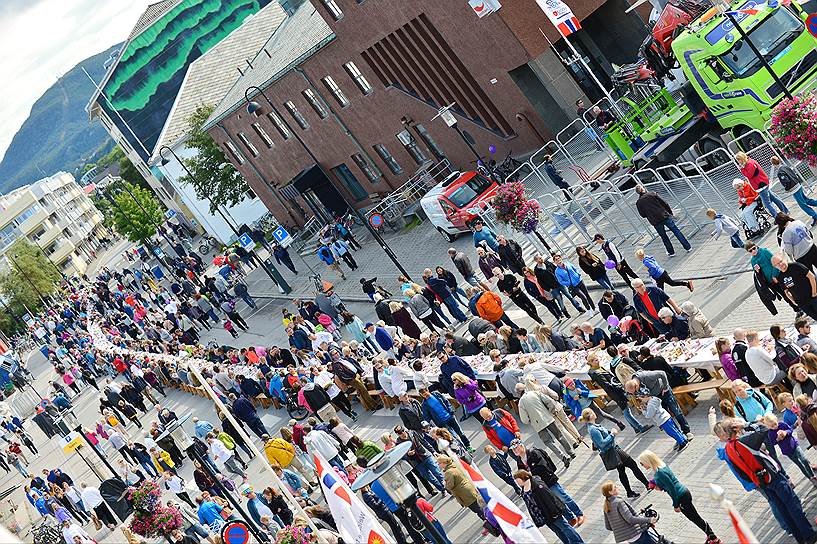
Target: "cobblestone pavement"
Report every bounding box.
[10,194,816,543]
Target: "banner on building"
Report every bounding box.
[468,0,502,18]
[536,0,581,36]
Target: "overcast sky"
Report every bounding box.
[0,0,154,162]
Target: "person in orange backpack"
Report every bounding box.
[470,287,517,329]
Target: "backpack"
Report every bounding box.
[775,340,802,371]
[725,438,772,487]
[777,165,800,191]
[734,391,766,421]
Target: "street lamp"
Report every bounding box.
[351,442,447,544]
[243,85,412,280]
[158,145,292,294]
[434,103,484,167]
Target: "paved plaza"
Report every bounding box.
[6,197,815,544]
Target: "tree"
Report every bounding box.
[181,104,250,213]
[0,239,62,335]
[110,182,165,244]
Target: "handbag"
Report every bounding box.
[600,445,622,471]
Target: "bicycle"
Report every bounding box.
[639,504,673,544]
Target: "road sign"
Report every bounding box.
[164,209,177,220]
[221,521,250,544]
[60,432,83,454]
[808,13,817,38]
[369,213,384,228]
[238,233,256,252]
[272,225,292,247]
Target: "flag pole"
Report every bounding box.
[539,26,624,118]
[708,483,759,544]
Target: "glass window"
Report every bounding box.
[284,101,309,129]
[302,89,328,119]
[344,61,373,95]
[320,0,343,20]
[267,112,291,140]
[373,144,403,175]
[447,174,494,208]
[719,7,801,78]
[322,76,349,107]
[237,132,259,157]
[332,164,368,201]
[15,204,40,224]
[224,141,245,165]
[251,123,274,148]
[398,133,427,165]
[415,124,446,161]
[351,153,381,183]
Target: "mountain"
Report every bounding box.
[0,44,122,193]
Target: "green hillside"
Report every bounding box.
[0,44,122,193]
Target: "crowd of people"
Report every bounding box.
[12,173,817,544]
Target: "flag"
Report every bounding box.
[314,454,396,544]
[458,458,547,543]
[535,0,581,37]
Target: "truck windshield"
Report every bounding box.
[719,7,802,78]
[447,174,493,208]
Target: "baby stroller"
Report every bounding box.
[640,504,673,544]
[741,200,773,239]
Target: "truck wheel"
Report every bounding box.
[734,126,766,151]
[438,227,456,242]
[697,138,729,168]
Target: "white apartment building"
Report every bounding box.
[0,172,107,277]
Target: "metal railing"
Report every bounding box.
[364,159,453,227]
[480,128,816,261]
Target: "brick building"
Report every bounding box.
[205,0,650,227]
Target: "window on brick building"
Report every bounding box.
[351,153,381,183]
[237,132,259,157]
[322,76,349,107]
[320,0,343,20]
[284,101,309,129]
[267,112,292,140]
[251,123,274,148]
[302,89,328,119]
[224,141,245,165]
[373,144,403,175]
[344,61,373,95]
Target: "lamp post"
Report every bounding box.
[158,146,292,294]
[116,182,186,261]
[433,103,500,182]
[243,85,412,280]
[351,442,447,544]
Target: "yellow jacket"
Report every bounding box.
[152,449,175,472]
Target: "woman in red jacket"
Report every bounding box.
[736,151,789,218]
[733,178,760,232]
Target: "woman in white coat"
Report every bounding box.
[515,379,577,467]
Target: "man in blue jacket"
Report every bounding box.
[553,253,594,314]
[436,349,476,397]
[423,269,467,322]
[230,393,268,439]
[631,278,682,335]
[471,219,499,251]
[419,388,472,451]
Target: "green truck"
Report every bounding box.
[605,0,817,168]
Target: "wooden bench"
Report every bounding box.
[483,389,518,413]
[671,378,730,414]
[255,394,274,409]
[757,383,790,410]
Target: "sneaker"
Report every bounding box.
[811,217,817,228]
[562,456,571,469]
[584,309,595,316]
[666,252,675,257]
[688,280,694,292]
[685,432,695,440]
[466,446,476,454]
[626,491,640,499]
[563,312,571,319]
[616,421,626,431]
[635,425,654,434]
[676,440,689,451]
[685,247,692,253]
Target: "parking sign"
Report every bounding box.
[238,233,256,252]
[272,225,292,247]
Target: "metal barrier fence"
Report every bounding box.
[482,128,817,261]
